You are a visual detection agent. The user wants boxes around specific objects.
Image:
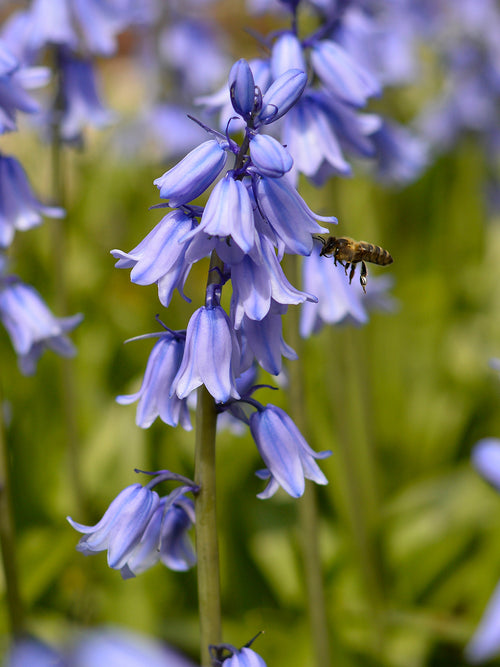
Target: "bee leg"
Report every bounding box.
[360,261,367,294]
[348,263,356,284]
[344,262,351,278]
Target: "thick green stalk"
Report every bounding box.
[194,385,222,667]
[285,254,331,667]
[0,379,25,636]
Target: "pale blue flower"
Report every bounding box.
[0,277,82,375]
[120,494,196,579]
[255,175,334,255]
[67,484,161,572]
[222,647,267,667]
[250,404,331,498]
[0,154,64,248]
[116,331,191,430]
[172,304,240,403]
[257,68,307,125]
[249,133,293,178]
[154,139,229,207]
[111,210,195,307]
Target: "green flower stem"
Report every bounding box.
[194,251,224,666]
[284,254,331,667]
[0,379,25,636]
[194,385,222,667]
[50,84,85,519]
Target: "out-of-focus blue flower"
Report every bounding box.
[466,580,500,664]
[0,154,65,248]
[120,494,196,579]
[172,304,240,403]
[20,0,154,57]
[69,627,198,667]
[271,32,307,77]
[154,139,229,207]
[0,277,83,375]
[472,438,500,492]
[67,483,161,573]
[221,646,267,667]
[55,47,115,143]
[111,210,195,307]
[370,119,428,185]
[310,37,381,109]
[116,330,191,430]
[249,404,331,498]
[5,637,64,667]
[0,38,50,133]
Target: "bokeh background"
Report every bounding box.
[1,1,500,666]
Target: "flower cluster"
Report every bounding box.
[67,471,197,579]
[111,58,333,498]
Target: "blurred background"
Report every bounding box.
[1,1,500,666]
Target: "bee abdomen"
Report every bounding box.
[360,243,393,266]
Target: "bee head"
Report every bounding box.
[319,236,338,257]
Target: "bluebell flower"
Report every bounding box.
[256,68,307,125]
[55,47,115,144]
[67,483,161,573]
[172,304,240,403]
[310,39,381,108]
[229,58,256,119]
[120,494,196,579]
[69,627,199,667]
[0,39,50,134]
[111,210,196,307]
[249,133,293,178]
[185,175,255,253]
[4,637,63,667]
[472,438,500,492]
[0,277,83,375]
[222,647,267,667]
[237,301,297,376]
[249,404,331,498]
[0,154,65,248]
[231,236,316,329]
[116,330,191,430]
[370,119,428,185]
[465,438,500,662]
[154,139,229,207]
[270,32,307,77]
[255,175,334,255]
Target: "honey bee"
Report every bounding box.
[315,236,393,294]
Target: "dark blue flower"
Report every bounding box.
[229,58,256,119]
[249,404,331,498]
[67,483,161,572]
[0,154,65,248]
[0,277,83,375]
[116,331,191,430]
[172,305,240,403]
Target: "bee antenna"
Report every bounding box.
[312,234,326,246]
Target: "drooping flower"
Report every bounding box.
[111,209,196,307]
[0,154,65,248]
[0,277,82,375]
[67,483,161,572]
[211,644,267,667]
[249,404,331,498]
[171,303,240,403]
[116,330,191,430]
[120,494,196,579]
